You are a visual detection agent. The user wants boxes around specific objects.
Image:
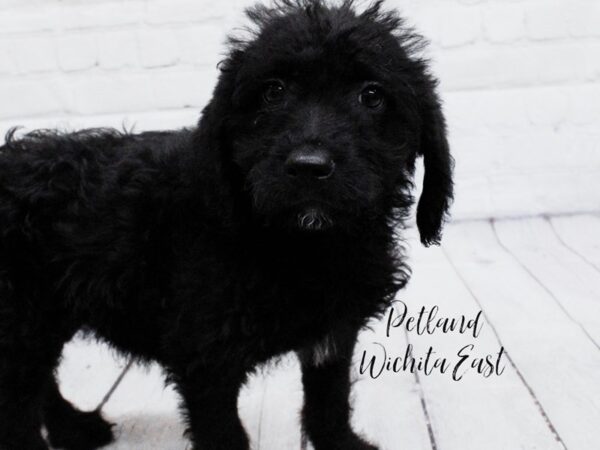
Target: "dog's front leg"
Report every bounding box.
[297,326,378,450]
[175,369,249,450]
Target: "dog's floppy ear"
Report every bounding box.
[415,90,454,247]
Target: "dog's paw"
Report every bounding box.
[311,431,379,450]
[341,432,379,450]
[0,436,49,450]
[46,409,114,450]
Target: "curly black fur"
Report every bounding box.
[0,1,453,449]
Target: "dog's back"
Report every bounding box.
[0,129,128,237]
[0,128,188,311]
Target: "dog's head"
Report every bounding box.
[198,0,453,245]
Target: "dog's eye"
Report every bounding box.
[262,80,286,105]
[359,85,384,109]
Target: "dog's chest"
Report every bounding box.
[174,234,397,365]
[227,266,375,358]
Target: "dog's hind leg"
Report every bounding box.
[0,270,78,449]
[0,276,61,449]
[43,375,115,450]
[0,353,53,450]
[0,333,60,448]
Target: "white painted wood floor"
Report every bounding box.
[56,214,600,450]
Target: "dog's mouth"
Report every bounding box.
[296,207,333,231]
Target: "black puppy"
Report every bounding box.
[0,1,452,449]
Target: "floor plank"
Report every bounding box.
[393,230,565,450]
[443,220,600,450]
[550,214,600,272]
[250,356,304,450]
[238,370,268,449]
[101,362,187,449]
[494,217,600,346]
[57,335,130,412]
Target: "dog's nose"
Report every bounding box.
[285,149,335,179]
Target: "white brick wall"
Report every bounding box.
[0,0,599,220]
